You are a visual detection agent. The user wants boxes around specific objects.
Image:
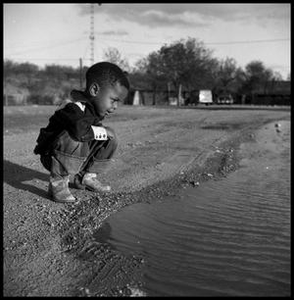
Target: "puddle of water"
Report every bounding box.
[94,121,290,296]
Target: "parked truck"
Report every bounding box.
[199,90,213,105]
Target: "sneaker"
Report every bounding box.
[81,172,111,192]
[48,176,78,203]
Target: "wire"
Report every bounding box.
[6,35,289,58]
[206,38,290,45]
[5,58,81,61]
[95,36,290,46]
[6,37,87,56]
[99,37,165,45]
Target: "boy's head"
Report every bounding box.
[85,62,130,118]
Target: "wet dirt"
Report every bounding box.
[3,105,290,296]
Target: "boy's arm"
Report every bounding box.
[53,102,107,142]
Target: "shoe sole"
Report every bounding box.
[85,185,111,193]
[74,178,111,193]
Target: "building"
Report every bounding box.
[252,80,291,106]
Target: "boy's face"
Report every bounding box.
[91,81,128,118]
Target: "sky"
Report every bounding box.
[3,3,291,79]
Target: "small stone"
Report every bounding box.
[190,180,199,187]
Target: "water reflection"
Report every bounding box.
[94,122,290,296]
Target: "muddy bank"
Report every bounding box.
[3,106,290,296]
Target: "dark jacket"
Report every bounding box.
[34,90,103,155]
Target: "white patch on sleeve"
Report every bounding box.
[74,102,86,112]
[91,126,108,140]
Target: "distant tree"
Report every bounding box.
[265,71,284,95]
[273,71,283,81]
[215,57,239,94]
[4,60,84,105]
[16,62,39,104]
[228,67,247,95]
[159,41,186,96]
[61,65,79,80]
[157,37,217,105]
[242,60,276,95]
[131,57,156,90]
[130,38,220,106]
[4,59,18,77]
[134,53,167,105]
[103,47,130,72]
[182,38,218,91]
[44,65,66,81]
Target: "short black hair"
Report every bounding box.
[85,62,130,91]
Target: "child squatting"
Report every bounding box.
[34,62,130,203]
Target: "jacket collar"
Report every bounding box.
[70,89,89,103]
[70,89,103,122]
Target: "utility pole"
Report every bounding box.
[4,71,8,106]
[90,3,95,65]
[79,58,83,89]
[178,84,182,106]
[167,82,170,104]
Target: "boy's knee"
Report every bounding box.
[108,133,118,151]
[105,126,117,140]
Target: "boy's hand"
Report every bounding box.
[91,126,115,140]
[91,126,107,140]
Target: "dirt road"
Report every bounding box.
[3,105,290,296]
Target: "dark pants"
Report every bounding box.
[40,127,118,179]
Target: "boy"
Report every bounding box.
[34,62,130,203]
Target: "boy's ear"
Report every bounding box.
[89,83,100,97]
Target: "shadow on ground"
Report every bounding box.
[3,160,50,199]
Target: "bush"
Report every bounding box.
[27,94,55,105]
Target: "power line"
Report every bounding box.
[99,37,165,45]
[95,36,290,46]
[4,58,82,62]
[206,38,290,45]
[5,36,289,58]
[6,37,87,56]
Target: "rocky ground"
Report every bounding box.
[3,104,290,296]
